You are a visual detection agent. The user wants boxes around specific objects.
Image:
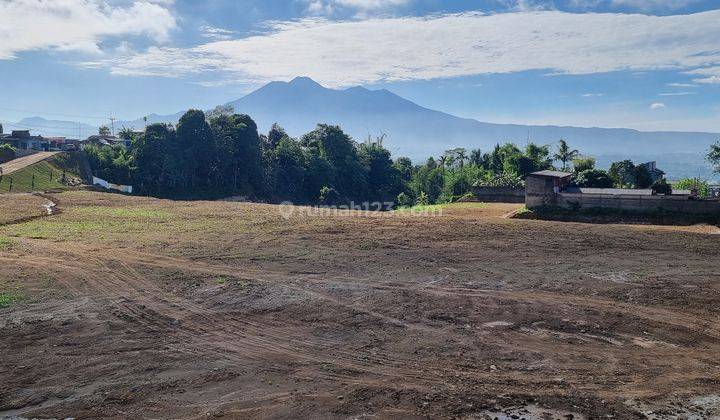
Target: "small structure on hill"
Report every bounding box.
[525,170,573,208]
[526,170,719,215]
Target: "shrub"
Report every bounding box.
[396,191,412,208]
[652,178,672,195]
[574,169,614,188]
[571,156,595,173]
[674,178,709,198]
[0,144,16,164]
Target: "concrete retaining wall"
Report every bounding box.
[556,192,720,215]
[470,186,525,203]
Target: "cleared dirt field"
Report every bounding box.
[1,191,719,419]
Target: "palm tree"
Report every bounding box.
[553,139,579,171]
[438,155,449,169]
[456,149,468,168]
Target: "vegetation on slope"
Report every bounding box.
[0,153,86,193]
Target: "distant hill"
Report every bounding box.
[2,117,98,139]
[8,77,719,179]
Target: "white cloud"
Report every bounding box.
[658,92,695,96]
[0,0,176,60]
[610,0,700,11]
[581,93,604,97]
[686,67,720,84]
[667,82,696,87]
[89,10,720,88]
[650,102,666,109]
[302,0,410,15]
[200,26,236,41]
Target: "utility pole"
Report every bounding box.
[109,116,117,137]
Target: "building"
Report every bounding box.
[638,161,665,183]
[525,170,573,208]
[83,135,131,149]
[526,170,719,215]
[0,130,49,152]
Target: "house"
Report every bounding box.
[83,135,131,149]
[0,130,49,151]
[638,161,665,183]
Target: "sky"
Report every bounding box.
[1,0,719,132]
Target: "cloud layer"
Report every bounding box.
[87,10,720,87]
[0,0,176,60]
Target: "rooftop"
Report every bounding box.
[529,170,573,178]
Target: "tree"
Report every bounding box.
[209,113,264,194]
[98,125,111,136]
[553,139,578,171]
[0,122,3,134]
[393,157,414,183]
[301,124,368,202]
[652,178,672,195]
[574,169,614,188]
[358,141,403,203]
[708,141,720,173]
[675,178,710,198]
[206,105,234,121]
[634,165,652,189]
[572,156,595,173]
[609,160,637,188]
[177,109,214,189]
[266,123,288,151]
[469,149,483,167]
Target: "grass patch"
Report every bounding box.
[395,202,487,213]
[0,153,85,193]
[73,206,172,219]
[0,290,22,308]
[0,236,14,250]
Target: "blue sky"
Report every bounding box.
[1,0,719,132]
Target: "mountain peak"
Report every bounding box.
[288,76,323,88]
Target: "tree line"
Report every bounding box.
[85,108,720,204]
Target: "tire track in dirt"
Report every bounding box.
[0,252,441,388]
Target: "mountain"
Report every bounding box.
[8,77,719,179]
[2,117,98,139]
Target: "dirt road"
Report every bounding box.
[0,192,719,419]
[0,151,58,176]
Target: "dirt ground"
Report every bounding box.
[1,191,719,419]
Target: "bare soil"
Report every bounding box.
[1,191,719,419]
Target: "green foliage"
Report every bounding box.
[0,153,84,193]
[98,125,111,136]
[674,178,709,198]
[0,290,22,308]
[553,139,579,171]
[0,143,16,164]
[609,160,637,187]
[439,164,486,202]
[416,191,429,206]
[634,165,652,189]
[652,178,672,195]
[708,141,720,173]
[475,171,524,188]
[393,157,414,182]
[396,192,412,207]
[574,169,614,188]
[85,144,134,185]
[571,156,595,173]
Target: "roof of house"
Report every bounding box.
[529,170,573,178]
[565,187,654,195]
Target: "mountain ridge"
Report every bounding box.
[4,77,718,179]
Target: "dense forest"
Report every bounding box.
[85,108,720,204]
